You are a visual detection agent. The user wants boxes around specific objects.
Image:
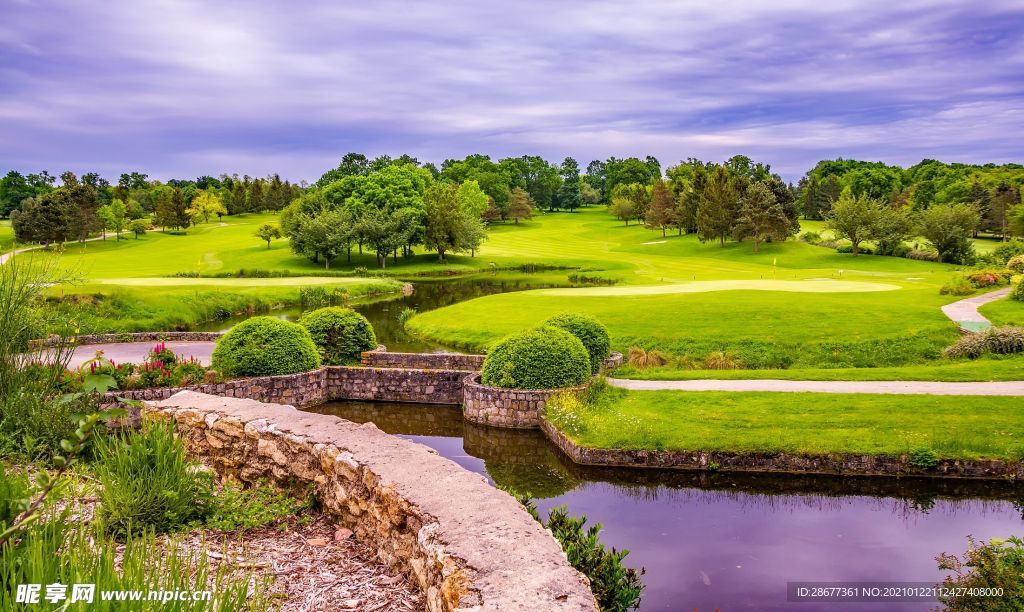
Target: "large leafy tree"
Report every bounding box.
[440,155,512,216]
[733,181,789,251]
[507,187,534,224]
[826,189,879,256]
[186,190,227,224]
[153,187,190,230]
[558,157,582,212]
[919,203,980,264]
[0,171,34,218]
[423,182,489,262]
[645,180,676,236]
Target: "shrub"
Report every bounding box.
[837,244,874,255]
[938,536,1024,610]
[909,448,940,470]
[481,326,590,389]
[299,307,377,365]
[939,275,975,296]
[545,313,611,374]
[212,317,321,377]
[906,248,940,262]
[299,285,350,309]
[992,240,1024,265]
[205,481,311,532]
[799,231,821,243]
[943,326,1024,359]
[1007,254,1024,274]
[94,421,214,537]
[1014,280,1024,302]
[966,269,1012,288]
[627,346,668,368]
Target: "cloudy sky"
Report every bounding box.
[2,0,1023,182]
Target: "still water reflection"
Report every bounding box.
[308,401,1024,611]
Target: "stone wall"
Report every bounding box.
[148,392,597,612]
[540,419,1024,480]
[462,375,588,429]
[107,368,327,406]
[327,366,473,405]
[361,349,486,372]
[33,331,224,348]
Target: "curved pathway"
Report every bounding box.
[608,377,1024,396]
[941,287,1011,332]
[67,341,216,369]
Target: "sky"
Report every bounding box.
[2,0,1023,183]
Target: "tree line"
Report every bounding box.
[1,171,303,244]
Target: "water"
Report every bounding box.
[308,401,1024,611]
[195,272,569,352]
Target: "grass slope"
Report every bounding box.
[408,208,965,368]
[547,389,1024,460]
[980,295,1024,327]
[0,220,13,253]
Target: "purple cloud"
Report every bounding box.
[2,0,1023,181]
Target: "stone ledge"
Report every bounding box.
[539,418,1024,480]
[361,349,486,372]
[149,391,597,612]
[32,331,225,348]
[463,375,588,429]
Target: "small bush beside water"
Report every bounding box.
[212,316,321,376]
[545,313,611,374]
[299,307,377,365]
[481,326,590,389]
[938,536,1024,610]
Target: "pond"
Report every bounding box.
[307,400,1024,611]
[196,271,570,352]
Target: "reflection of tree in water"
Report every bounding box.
[308,401,464,437]
[463,422,581,498]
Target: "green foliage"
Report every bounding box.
[825,188,879,256]
[545,313,611,374]
[1007,254,1024,274]
[1013,280,1024,302]
[212,316,321,377]
[943,326,1024,359]
[299,306,377,365]
[204,481,310,532]
[0,466,30,529]
[966,269,1012,288]
[481,326,590,389]
[919,203,980,264]
[94,422,213,537]
[546,507,644,611]
[299,285,350,309]
[938,536,1024,611]
[909,448,940,469]
[939,275,975,296]
[992,241,1024,265]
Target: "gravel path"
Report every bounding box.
[67,341,216,368]
[940,287,1012,332]
[608,378,1024,396]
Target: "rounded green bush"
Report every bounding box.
[480,326,590,389]
[1008,254,1024,275]
[299,307,377,365]
[212,317,320,377]
[545,312,611,373]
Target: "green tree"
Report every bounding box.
[97,198,127,240]
[0,171,33,218]
[255,223,282,248]
[826,189,879,256]
[128,219,148,239]
[871,205,917,256]
[696,166,738,246]
[919,203,980,264]
[580,181,601,206]
[733,181,789,252]
[456,180,489,219]
[186,190,227,224]
[288,209,355,268]
[423,183,467,262]
[153,188,190,231]
[558,157,582,212]
[1010,205,1024,238]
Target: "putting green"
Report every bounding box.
[92,277,392,288]
[533,279,900,297]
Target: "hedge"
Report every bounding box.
[481,326,590,389]
[212,317,321,377]
[545,312,611,374]
[299,307,377,365]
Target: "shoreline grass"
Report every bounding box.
[546,388,1024,461]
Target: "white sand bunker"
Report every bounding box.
[534,279,901,297]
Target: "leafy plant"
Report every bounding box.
[299,307,377,365]
[94,421,214,537]
[1014,280,1024,303]
[546,313,611,374]
[481,326,590,389]
[204,481,311,532]
[944,326,1024,359]
[939,275,976,296]
[938,536,1024,610]
[212,316,321,377]
[397,307,417,325]
[909,448,940,470]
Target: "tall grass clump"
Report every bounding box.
[94,422,214,537]
[944,326,1024,359]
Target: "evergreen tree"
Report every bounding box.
[733,181,789,251]
[696,166,738,246]
[558,157,582,212]
[645,180,676,236]
[508,187,534,224]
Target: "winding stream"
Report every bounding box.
[307,400,1024,611]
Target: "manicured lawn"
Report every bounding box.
[45,278,400,333]
[980,295,1024,327]
[611,355,1024,382]
[546,389,1024,460]
[0,219,13,252]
